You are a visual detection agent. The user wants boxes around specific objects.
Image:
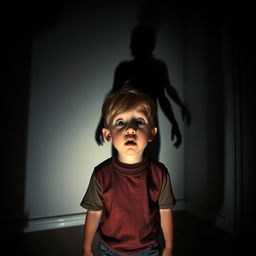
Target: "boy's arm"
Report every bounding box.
[160,208,174,256]
[83,210,102,256]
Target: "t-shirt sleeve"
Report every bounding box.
[158,170,176,209]
[80,173,104,211]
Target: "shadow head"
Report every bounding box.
[130,24,156,58]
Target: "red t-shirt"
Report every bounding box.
[81,156,175,255]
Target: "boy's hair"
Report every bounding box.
[102,86,157,128]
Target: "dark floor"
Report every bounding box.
[6,211,241,256]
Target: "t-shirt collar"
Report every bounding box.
[111,155,149,175]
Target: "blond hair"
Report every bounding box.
[102,86,156,128]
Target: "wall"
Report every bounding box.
[183,7,239,234]
[7,3,246,236]
[239,8,254,252]
[17,3,185,231]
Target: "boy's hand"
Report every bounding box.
[82,249,94,256]
[162,247,173,256]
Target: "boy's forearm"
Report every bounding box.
[83,210,102,253]
[160,209,174,252]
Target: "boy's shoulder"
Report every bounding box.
[94,157,112,173]
[144,158,169,177]
[91,158,113,184]
[148,158,169,175]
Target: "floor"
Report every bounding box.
[7,211,240,256]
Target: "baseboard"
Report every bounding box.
[184,200,225,230]
[23,213,86,233]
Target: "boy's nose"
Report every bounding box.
[125,126,136,135]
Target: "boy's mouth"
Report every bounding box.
[125,140,137,146]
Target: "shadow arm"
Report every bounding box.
[165,83,191,126]
[160,62,191,126]
[158,91,182,148]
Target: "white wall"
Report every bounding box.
[24,3,185,222]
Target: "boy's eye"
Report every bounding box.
[136,118,146,125]
[115,119,126,126]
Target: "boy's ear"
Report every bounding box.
[102,128,112,142]
[148,127,157,142]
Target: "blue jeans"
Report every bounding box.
[98,241,160,256]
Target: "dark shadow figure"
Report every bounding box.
[95,24,191,161]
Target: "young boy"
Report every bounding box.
[81,87,176,256]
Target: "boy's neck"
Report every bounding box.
[117,154,144,165]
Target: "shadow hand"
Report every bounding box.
[95,117,105,145]
[95,132,105,145]
[181,106,191,126]
[171,124,182,148]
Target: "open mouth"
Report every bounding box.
[125,140,137,146]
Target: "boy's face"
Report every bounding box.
[102,105,157,164]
